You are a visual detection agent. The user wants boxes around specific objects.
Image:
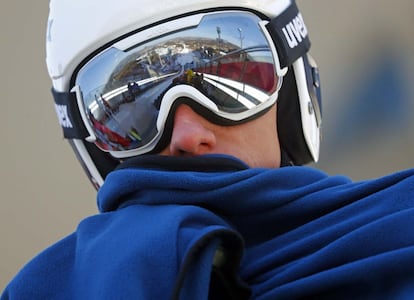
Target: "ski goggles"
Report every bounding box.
[55,9,310,158]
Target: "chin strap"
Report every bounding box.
[280,148,295,167]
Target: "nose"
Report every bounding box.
[166,104,216,156]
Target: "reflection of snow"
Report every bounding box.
[105,77,174,143]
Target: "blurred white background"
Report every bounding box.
[1,0,413,290]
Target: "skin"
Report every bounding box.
[160,103,281,168]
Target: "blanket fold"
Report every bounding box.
[2,155,414,299]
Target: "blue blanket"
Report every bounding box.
[2,155,414,299]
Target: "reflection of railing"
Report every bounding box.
[198,46,270,65]
[194,46,276,93]
[100,72,179,102]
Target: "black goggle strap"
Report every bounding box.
[51,88,90,139]
[266,1,311,68]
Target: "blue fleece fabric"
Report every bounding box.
[2,155,414,299]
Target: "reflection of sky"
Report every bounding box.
[77,48,123,105]
[191,13,266,48]
[145,12,267,49]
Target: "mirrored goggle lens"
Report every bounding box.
[76,11,281,154]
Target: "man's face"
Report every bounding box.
[159,103,281,168]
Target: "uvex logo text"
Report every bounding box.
[282,13,308,49]
[54,104,73,128]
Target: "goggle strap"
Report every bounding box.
[51,88,90,139]
[266,1,311,68]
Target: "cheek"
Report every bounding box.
[241,136,280,167]
[217,122,280,168]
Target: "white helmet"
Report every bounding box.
[46,0,322,189]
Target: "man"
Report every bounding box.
[2,0,414,299]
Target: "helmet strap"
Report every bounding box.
[265,1,311,68]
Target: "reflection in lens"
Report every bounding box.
[76,12,278,152]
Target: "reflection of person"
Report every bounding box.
[2,0,414,299]
[127,81,140,96]
[186,68,195,83]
